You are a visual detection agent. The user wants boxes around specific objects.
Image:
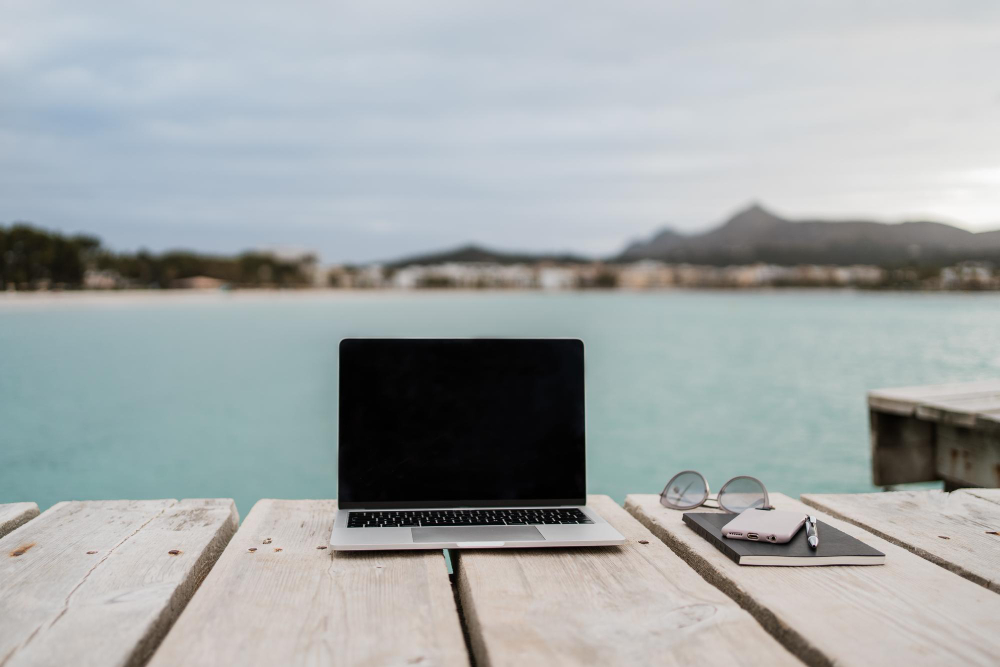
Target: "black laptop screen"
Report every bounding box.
[338,338,586,509]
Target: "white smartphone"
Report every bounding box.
[721,509,806,544]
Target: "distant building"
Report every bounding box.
[172,276,226,290]
[724,263,787,287]
[389,262,538,289]
[83,269,125,290]
[618,261,673,289]
[322,257,940,291]
[538,266,577,290]
[842,265,885,285]
[351,265,388,288]
[940,262,995,289]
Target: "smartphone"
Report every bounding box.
[721,509,806,544]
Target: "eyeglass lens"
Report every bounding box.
[718,477,767,513]
[661,471,708,509]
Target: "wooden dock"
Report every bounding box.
[869,379,1000,489]
[3,491,1000,666]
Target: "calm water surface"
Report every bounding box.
[2,290,998,515]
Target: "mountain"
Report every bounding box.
[385,243,590,268]
[620,227,685,258]
[618,204,1000,266]
[381,206,1000,269]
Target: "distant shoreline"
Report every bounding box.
[2,286,998,308]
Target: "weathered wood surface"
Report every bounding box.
[965,488,1000,505]
[0,499,237,667]
[625,492,1000,666]
[454,495,796,667]
[801,490,1000,593]
[918,395,1000,428]
[935,423,1000,488]
[868,379,1000,416]
[869,380,1000,487]
[0,502,39,539]
[149,499,468,667]
[869,410,937,485]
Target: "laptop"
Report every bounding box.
[330,338,625,550]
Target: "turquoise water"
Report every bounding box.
[2,290,998,516]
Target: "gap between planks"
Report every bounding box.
[0,499,238,667]
[147,500,469,667]
[452,495,796,667]
[625,492,1000,667]
[801,489,1000,593]
[0,503,39,540]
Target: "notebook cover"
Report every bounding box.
[682,512,885,566]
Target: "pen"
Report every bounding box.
[805,515,819,549]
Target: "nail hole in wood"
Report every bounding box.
[9,542,36,557]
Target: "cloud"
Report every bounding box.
[1,0,999,261]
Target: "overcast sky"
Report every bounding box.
[2,1,999,262]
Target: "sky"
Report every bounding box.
[2,1,999,263]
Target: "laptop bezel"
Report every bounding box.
[337,337,587,510]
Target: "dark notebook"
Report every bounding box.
[683,512,885,566]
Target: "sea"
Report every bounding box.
[2,289,998,516]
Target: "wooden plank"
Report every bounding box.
[801,490,1000,593]
[964,488,1000,506]
[869,410,937,486]
[149,500,469,667]
[935,424,1000,488]
[0,503,39,539]
[0,499,237,667]
[869,381,1000,486]
[454,495,796,667]
[868,379,1000,416]
[625,492,1000,666]
[977,409,1000,433]
[916,393,1000,427]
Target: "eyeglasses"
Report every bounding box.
[659,470,772,513]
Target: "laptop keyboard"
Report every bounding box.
[346,507,593,528]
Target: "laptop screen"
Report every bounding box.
[338,338,586,509]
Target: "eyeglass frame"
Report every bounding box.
[659,470,772,512]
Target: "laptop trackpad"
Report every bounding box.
[412,525,544,543]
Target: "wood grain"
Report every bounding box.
[626,492,1000,666]
[869,410,937,486]
[935,423,1000,488]
[868,379,1000,416]
[869,380,1000,487]
[149,500,469,667]
[801,490,1000,593]
[0,498,238,667]
[917,393,1000,427]
[0,503,38,539]
[454,495,796,667]
[965,488,1000,506]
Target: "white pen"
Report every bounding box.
[805,515,819,549]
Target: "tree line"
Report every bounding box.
[0,223,315,290]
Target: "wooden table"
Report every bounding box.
[2,492,999,666]
[869,379,1000,488]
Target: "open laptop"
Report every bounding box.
[330,338,625,550]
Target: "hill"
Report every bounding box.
[617,204,1000,266]
[385,244,590,268]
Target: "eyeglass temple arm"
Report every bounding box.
[703,495,772,510]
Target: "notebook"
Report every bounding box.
[683,512,885,566]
